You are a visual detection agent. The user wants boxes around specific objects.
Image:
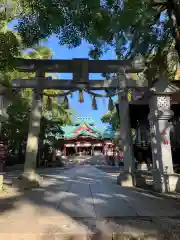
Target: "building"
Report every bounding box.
[47,117,115,157]
[115,79,180,170]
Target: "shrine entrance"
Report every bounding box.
[2,57,179,193]
[9,57,148,189]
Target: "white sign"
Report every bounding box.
[76,143,91,147]
[93,143,102,147]
[65,144,75,147]
[105,142,113,145]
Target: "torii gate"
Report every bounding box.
[11,57,147,189]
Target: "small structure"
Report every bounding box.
[47,117,115,157]
[116,77,180,193]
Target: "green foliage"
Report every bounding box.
[101,100,119,130]
[2,97,30,151]
[101,92,133,131]
[0,30,21,69]
[14,1,162,51]
[1,40,72,153]
[2,0,180,153]
[0,1,74,154]
[15,0,110,47]
[24,46,54,59]
[101,111,119,131]
[14,0,179,81]
[0,0,30,70]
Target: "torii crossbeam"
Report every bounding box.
[12,58,148,90]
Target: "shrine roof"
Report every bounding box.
[45,117,114,140]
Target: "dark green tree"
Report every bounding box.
[2,97,29,156]
[13,0,179,82]
[101,110,119,131]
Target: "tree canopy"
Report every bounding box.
[2,0,180,136]
[0,4,73,157]
[1,0,179,79]
[101,91,133,130]
[6,0,176,84]
[1,45,73,157]
[15,0,166,53]
[101,106,119,131]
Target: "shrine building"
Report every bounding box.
[47,117,115,156]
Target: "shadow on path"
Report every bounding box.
[0,157,180,239]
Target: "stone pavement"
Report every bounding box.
[0,165,180,239]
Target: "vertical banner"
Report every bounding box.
[115,103,120,119]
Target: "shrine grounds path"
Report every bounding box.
[1,156,180,239]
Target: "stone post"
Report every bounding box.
[117,91,135,187]
[13,71,44,189]
[148,94,174,192]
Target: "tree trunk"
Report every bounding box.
[168,0,180,58]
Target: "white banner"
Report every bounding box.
[93,143,102,147]
[65,144,75,147]
[76,143,91,147]
[105,142,113,145]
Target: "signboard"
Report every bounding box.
[76,143,91,147]
[93,143,102,147]
[105,141,113,145]
[65,144,75,147]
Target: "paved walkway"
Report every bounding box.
[0,165,180,239]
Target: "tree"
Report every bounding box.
[3,1,180,78]
[151,0,180,58]
[2,96,30,156]
[101,111,119,130]
[14,0,179,82]
[101,91,133,131]
[0,0,29,70]
[101,102,119,131]
[1,44,73,165]
[1,1,75,171]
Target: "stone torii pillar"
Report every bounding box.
[117,90,135,187]
[117,68,148,187]
[13,71,44,189]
